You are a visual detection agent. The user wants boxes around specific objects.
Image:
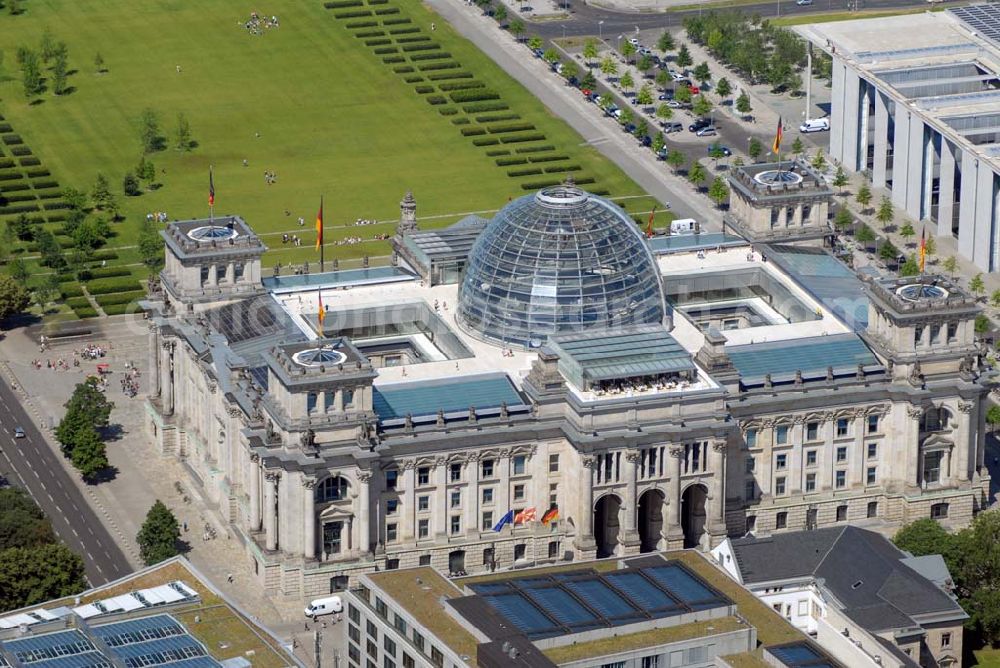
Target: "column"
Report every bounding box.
[465,455,480,534]
[264,471,279,551]
[709,441,726,526]
[249,454,261,531]
[210,264,219,287]
[303,476,316,560]
[841,70,862,171]
[955,402,973,482]
[149,324,160,397]
[906,407,922,489]
[938,140,956,235]
[623,451,639,546]
[941,448,952,486]
[905,116,926,218]
[829,61,846,163]
[957,151,979,262]
[577,457,595,548]
[852,412,865,488]
[163,342,175,416]
[498,453,511,517]
[402,463,415,541]
[667,447,684,530]
[357,472,371,555]
[892,110,911,210]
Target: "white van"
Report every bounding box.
[304,596,343,618]
[670,218,698,235]
[800,118,830,133]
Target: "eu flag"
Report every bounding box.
[492,509,514,532]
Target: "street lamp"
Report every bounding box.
[747,136,753,161]
[598,20,604,41]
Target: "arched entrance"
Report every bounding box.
[637,489,665,553]
[594,494,621,558]
[681,484,708,549]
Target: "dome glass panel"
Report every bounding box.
[457,186,665,348]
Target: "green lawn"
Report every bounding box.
[976,648,1000,668]
[0,0,663,317]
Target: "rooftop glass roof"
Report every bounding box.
[727,333,878,383]
[372,373,526,420]
[548,326,695,385]
[262,266,417,293]
[647,232,745,255]
[765,245,869,330]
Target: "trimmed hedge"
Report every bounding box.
[1,182,30,192]
[10,146,32,156]
[92,250,119,261]
[0,123,11,133]
[388,26,419,34]
[401,43,440,52]
[499,132,547,144]
[403,75,424,83]
[2,135,23,145]
[101,303,134,316]
[475,113,520,123]
[72,306,99,319]
[78,266,132,280]
[0,204,39,214]
[381,17,410,24]
[544,164,581,174]
[508,168,543,177]
[25,168,50,178]
[66,296,90,309]
[355,30,385,37]
[393,65,415,73]
[395,36,430,43]
[426,95,447,105]
[472,137,500,146]
[408,52,451,61]
[365,38,392,45]
[46,213,68,223]
[32,180,59,189]
[485,149,510,156]
[373,47,398,54]
[438,107,458,116]
[529,154,569,163]
[449,90,499,103]
[19,156,41,167]
[95,290,147,306]
[345,20,379,28]
[85,277,142,295]
[382,55,405,63]
[0,171,24,181]
[414,85,434,94]
[496,157,528,166]
[0,159,13,169]
[325,0,363,7]
[4,194,38,203]
[437,81,485,92]
[418,62,460,71]
[61,283,84,299]
[452,117,470,125]
[515,145,555,154]
[519,178,563,190]
[374,6,400,14]
[460,127,485,136]
[428,71,473,81]
[42,201,69,210]
[368,0,389,4]
[487,122,535,134]
[334,9,372,18]
[462,102,508,113]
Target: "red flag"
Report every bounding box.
[315,197,324,251]
[919,227,927,273]
[208,167,215,207]
[318,289,326,328]
[646,206,657,239]
[514,507,536,525]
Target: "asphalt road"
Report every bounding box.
[0,380,132,586]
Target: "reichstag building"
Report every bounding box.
[143,177,992,596]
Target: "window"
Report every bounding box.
[430,647,443,668]
[349,624,361,644]
[450,491,461,508]
[548,541,559,558]
[349,644,361,667]
[641,657,660,668]
[386,499,398,516]
[746,515,756,533]
[930,324,941,344]
[385,470,398,491]
[931,502,949,519]
[836,446,848,462]
[417,467,430,486]
[514,544,526,561]
[349,604,360,624]
[947,323,958,343]
[307,392,318,415]
[805,473,816,492]
[383,659,395,668]
[513,484,525,501]
[417,519,429,539]
[483,547,495,566]
[481,459,494,478]
[419,555,431,566]
[867,442,878,459]
[482,512,493,530]
[776,511,787,529]
[745,480,756,500]
[867,415,879,434]
[376,597,387,618]
[806,449,817,466]
[775,454,787,471]
[867,501,878,518]
[866,466,877,485]
[549,483,558,506]
[402,654,414,668]
[836,505,848,522]
[512,455,526,475]
[343,389,355,408]
[745,428,757,448]
[942,632,952,649]
[806,422,819,440]
[776,425,789,445]
[836,418,849,437]
[367,620,378,638]
[367,640,378,659]
[482,488,493,505]
[775,476,786,496]
[549,454,559,473]
[835,470,846,488]
[798,600,808,616]
[746,457,755,474]
[200,266,210,285]
[915,325,924,346]
[317,476,349,503]
[450,515,461,534]
[325,392,336,412]
[384,637,396,657]
[418,495,429,512]
[386,523,397,542]
[449,463,462,482]
[412,630,424,653]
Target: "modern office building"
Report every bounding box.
[142,184,992,596]
[798,5,1000,272]
[712,526,966,668]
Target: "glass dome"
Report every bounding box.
[456,185,665,348]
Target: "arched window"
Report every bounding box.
[316,476,349,503]
[921,406,952,433]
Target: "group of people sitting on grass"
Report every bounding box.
[353,218,380,226]
[242,11,279,35]
[282,233,304,246]
[146,211,169,223]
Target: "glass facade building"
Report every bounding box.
[456,186,665,348]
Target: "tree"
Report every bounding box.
[879,240,899,263]
[735,91,751,117]
[580,70,596,90]
[597,94,612,111]
[35,230,66,271]
[943,256,958,278]
[856,224,876,247]
[69,425,109,479]
[970,273,986,296]
[8,0,21,15]
[621,40,636,63]
[494,4,507,24]
[39,29,58,64]
[899,255,919,277]
[0,488,56,549]
[561,61,579,82]
[688,161,707,188]
[856,183,873,213]
[636,84,653,106]
[123,172,141,196]
[0,543,87,612]
[64,379,115,431]
[715,77,731,101]
[924,235,937,257]
[139,108,162,153]
[52,45,68,95]
[20,49,42,99]
[91,173,114,210]
[9,213,33,241]
[528,35,543,52]
[893,519,957,567]
[811,148,827,171]
[600,56,618,77]
[175,112,193,151]
[137,500,181,566]
[748,137,763,162]
[899,223,915,244]
[976,314,991,335]
[732,156,745,168]
[693,61,711,85]
[674,85,692,105]
[657,30,675,53]
[94,51,105,74]
[692,95,712,118]
[876,196,894,228]
[619,107,634,127]
[833,207,853,232]
[620,70,634,93]
[509,19,525,42]
[708,143,727,165]
[655,69,670,90]
[666,149,685,174]
[582,38,598,66]
[542,48,559,67]
[138,221,165,271]
[708,176,729,207]
[0,274,31,321]
[638,54,654,73]
[832,165,848,193]
[676,43,692,69]
[137,155,156,186]
[652,131,665,155]
[991,289,1000,309]
[634,119,648,139]
[791,137,804,157]
[656,104,673,122]
[987,404,1000,430]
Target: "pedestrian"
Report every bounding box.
[227,573,234,584]
[176,65,182,73]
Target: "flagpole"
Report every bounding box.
[209,165,214,223]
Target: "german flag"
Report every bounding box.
[919,227,927,273]
[541,505,560,525]
[317,289,326,329]
[646,206,657,239]
[208,167,215,208]
[315,196,324,251]
[772,117,783,155]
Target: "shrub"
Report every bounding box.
[414,85,434,94]
[85,277,142,295]
[365,38,392,45]
[324,0,363,7]
[438,107,458,116]
[449,90,500,103]
[0,159,13,169]
[61,283,84,299]
[334,9,372,18]
[519,178,563,190]
[393,65,415,73]
[381,17,410,24]
[10,146,32,156]
[409,52,452,62]
[345,20,379,28]
[0,123,11,133]
[508,167,544,177]
[426,95,447,105]
[0,171,24,181]
[438,81,485,92]
[496,157,528,166]
[452,118,471,125]
[19,156,41,167]
[544,164,581,174]
[373,47,398,54]
[485,149,510,156]
[0,204,39,214]
[25,168,50,178]
[475,113,520,123]
[529,154,569,163]
[419,62,460,71]
[403,75,424,83]
[395,36,430,43]
[66,296,90,309]
[95,290,146,306]
[428,72,473,81]
[374,6,400,14]
[71,306,99,319]
[101,303,134,316]
[382,55,405,63]
[500,132,547,144]
[355,30,385,37]
[461,127,486,136]
[2,134,23,145]
[92,250,119,261]
[472,137,500,146]
[401,43,440,52]
[515,145,555,154]
[487,122,535,134]
[42,202,69,210]
[388,26,419,34]
[462,102,508,113]
[78,267,132,280]
[32,180,59,189]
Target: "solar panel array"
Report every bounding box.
[0,615,220,668]
[767,642,838,668]
[470,562,729,640]
[951,5,1000,45]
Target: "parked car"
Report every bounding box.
[13,427,25,439]
[605,104,619,117]
[658,92,674,101]
[800,118,831,133]
[689,117,713,133]
[707,143,732,157]
[533,48,544,58]
[304,596,343,618]
[661,121,683,133]
[581,88,592,98]
[688,85,700,95]
[665,100,687,109]
[796,0,813,4]
[670,69,686,81]
[628,37,640,46]
[695,126,718,137]
[641,135,652,147]
[588,91,601,103]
